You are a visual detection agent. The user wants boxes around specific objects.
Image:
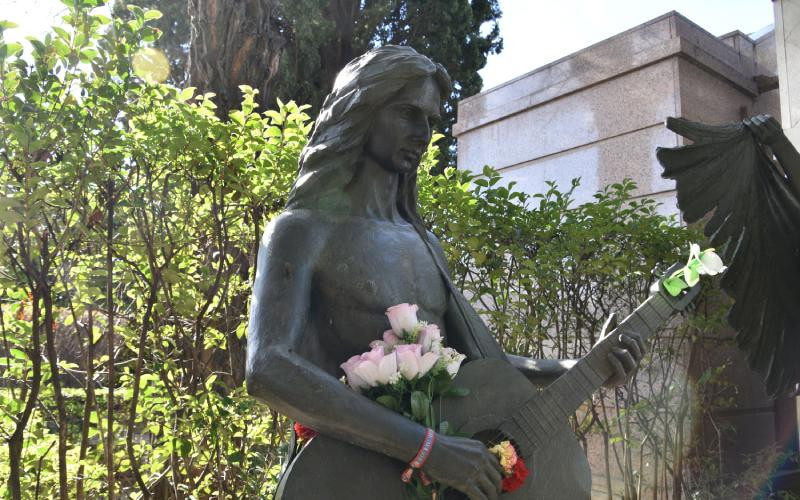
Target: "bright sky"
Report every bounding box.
[1,0,777,92]
[479,0,776,90]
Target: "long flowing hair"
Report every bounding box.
[285,45,450,226]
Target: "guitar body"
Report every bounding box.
[276,359,591,499]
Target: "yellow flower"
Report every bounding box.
[489,440,518,475]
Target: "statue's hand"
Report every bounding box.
[597,313,647,388]
[744,114,786,146]
[424,433,503,500]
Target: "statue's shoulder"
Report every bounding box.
[261,209,332,251]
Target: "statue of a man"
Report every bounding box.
[246,45,644,499]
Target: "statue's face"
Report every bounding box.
[365,75,442,174]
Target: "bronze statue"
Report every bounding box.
[246,46,653,499]
[657,115,800,398]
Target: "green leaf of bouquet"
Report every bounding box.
[376,395,399,412]
[410,391,430,423]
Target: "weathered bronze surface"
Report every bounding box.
[657,115,800,398]
[246,45,645,499]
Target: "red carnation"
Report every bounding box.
[293,422,317,441]
[501,457,529,492]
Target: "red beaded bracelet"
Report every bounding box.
[401,428,436,484]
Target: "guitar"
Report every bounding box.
[276,266,700,499]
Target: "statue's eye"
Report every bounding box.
[398,106,413,118]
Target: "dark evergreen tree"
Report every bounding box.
[116,0,502,165]
[275,0,503,167]
[187,0,284,119]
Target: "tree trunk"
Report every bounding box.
[187,0,284,118]
[41,287,69,500]
[7,289,42,500]
[319,0,358,93]
[105,180,116,500]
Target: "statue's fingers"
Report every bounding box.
[488,452,504,475]
[607,351,626,385]
[465,482,489,500]
[477,467,500,500]
[633,331,647,356]
[612,346,636,373]
[619,334,642,362]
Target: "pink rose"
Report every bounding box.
[383,329,401,348]
[373,350,398,385]
[418,323,442,354]
[385,303,419,336]
[418,351,439,377]
[395,344,439,380]
[369,330,402,351]
[341,346,399,390]
[340,354,369,391]
[362,345,384,364]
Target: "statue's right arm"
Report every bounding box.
[245,211,428,462]
[246,212,503,499]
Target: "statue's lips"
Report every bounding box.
[400,148,423,163]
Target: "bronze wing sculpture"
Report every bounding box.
[656,115,800,397]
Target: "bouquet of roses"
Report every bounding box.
[293,303,530,497]
[340,303,466,432]
[340,303,466,497]
[339,303,530,497]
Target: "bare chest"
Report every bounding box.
[311,220,448,354]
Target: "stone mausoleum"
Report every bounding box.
[454,4,800,497]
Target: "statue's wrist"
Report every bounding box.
[401,428,436,483]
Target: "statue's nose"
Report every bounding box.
[409,118,431,143]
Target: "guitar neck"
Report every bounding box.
[505,290,676,453]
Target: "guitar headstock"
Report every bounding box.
[650,262,702,312]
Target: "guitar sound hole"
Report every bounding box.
[472,429,514,449]
[440,429,516,499]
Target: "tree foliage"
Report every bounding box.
[271,0,503,166]
[0,3,773,499]
[113,0,502,166]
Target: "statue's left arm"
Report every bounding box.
[427,232,644,388]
